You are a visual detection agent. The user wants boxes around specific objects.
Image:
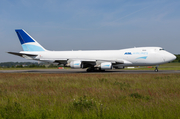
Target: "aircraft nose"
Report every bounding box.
[166,53,176,62]
[172,54,176,61]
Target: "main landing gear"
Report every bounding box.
[154,65,159,72]
[86,67,94,72]
[86,67,105,72]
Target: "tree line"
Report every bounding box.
[172,54,180,63]
[0,62,58,68]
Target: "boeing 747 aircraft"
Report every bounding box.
[8,29,176,72]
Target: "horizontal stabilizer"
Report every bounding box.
[7,52,37,57]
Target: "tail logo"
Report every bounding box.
[15,29,46,52]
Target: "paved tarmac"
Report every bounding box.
[0,69,180,74]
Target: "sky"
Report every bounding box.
[0,0,180,62]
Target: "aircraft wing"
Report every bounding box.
[79,59,127,64]
[53,58,131,66]
[62,59,125,63]
[53,59,96,65]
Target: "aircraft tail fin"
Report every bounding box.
[15,29,47,51]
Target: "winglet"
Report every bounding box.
[15,29,46,51]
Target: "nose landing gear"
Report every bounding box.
[154,65,159,72]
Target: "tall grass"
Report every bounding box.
[0,73,180,118]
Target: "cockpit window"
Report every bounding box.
[159,49,165,51]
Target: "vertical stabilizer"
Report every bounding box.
[15,29,46,51]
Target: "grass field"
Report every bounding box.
[0,73,180,118]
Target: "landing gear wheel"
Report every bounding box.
[86,68,91,72]
[154,65,159,72]
[154,69,158,72]
[99,68,105,72]
[86,68,94,72]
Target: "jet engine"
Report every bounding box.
[100,62,112,69]
[70,61,82,68]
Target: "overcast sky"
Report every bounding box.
[0,0,180,62]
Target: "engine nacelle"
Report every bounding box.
[70,61,82,68]
[100,62,112,70]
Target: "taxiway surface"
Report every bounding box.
[0,69,180,74]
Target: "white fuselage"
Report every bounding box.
[20,47,176,67]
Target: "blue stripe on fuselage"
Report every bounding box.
[136,56,147,59]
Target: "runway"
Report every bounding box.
[0,69,180,74]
